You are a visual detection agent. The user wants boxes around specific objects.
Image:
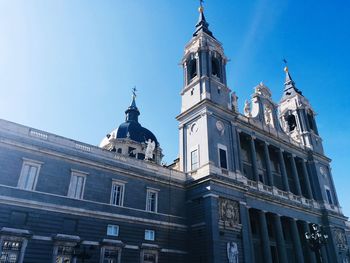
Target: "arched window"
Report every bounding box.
[211,57,221,78]
[307,110,315,131]
[187,56,197,82]
[286,114,297,132]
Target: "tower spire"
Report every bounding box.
[193,0,214,38]
[281,61,302,100]
[125,87,140,122]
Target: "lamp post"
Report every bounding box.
[305,224,328,263]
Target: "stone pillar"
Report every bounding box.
[300,222,317,263]
[236,130,244,174]
[277,149,290,192]
[249,136,259,182]
[263,142,274,186]
[300,159,313,199]
[320,246,329,263]
[258,210,272,263]
[203,194,221,263]
[289,218,304,263]
[272,214,288,263]
[289,154,302,195]
[240,204,255,263]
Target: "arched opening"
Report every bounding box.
[286,114,297,132]
[187,58,197,82]
[211,57,221,79]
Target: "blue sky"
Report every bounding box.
[0,1,349,217]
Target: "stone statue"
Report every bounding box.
[227,242,239,263]
[244,100,251,117]
[145,139,156,160]
[264,105,272,125]
[231,92,238,112]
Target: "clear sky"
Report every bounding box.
[0,1,349,217]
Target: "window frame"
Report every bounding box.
[190,147,199,171]
[107,225,119,237]
[67,170,88,200]
[110,180,125,207]
[100,246,122,263]
[144,230,155,241]
[0,232,30,263]
[145,188,159,213]
[218,144,228,170]
[17,158,43,191]
[141,249,158,263]
[325,186,333,205]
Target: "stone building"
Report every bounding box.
[0,4,349,263]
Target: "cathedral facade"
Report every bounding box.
[0,5,349,263]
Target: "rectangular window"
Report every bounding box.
[219,147,228,169]
[18,159,42,190]
[141,250,158,263]
[1,240,22,263]
[191,149,199,170]
[103,248,120,263]
[146,189,158,213]
[67,171,86,199]
[325,188,333,205]
[144,230,155,241]
[110,182,125,206]
[107,225,119,237]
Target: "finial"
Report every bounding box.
[283,58,288,72]
[198,0,204,13]
[132,86,137,99]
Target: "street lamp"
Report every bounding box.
[305,224,328,263]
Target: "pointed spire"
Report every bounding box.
[125,87,140,122]
[281,64,302,100]
[193,1,214,38]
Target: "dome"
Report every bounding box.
[116,121,158,145]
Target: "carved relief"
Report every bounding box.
[227,242,239,263]
[219,198,240,229]
[334,228,348,250]
[216,121,225,135]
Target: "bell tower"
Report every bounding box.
[180,4,230,113]
[177,4,238,175]
[278,66,324,154]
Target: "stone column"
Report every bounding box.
[249,136,259,182]
[289,218,304,263]
[236,130,244,174]
[272,214,288,263]
[277,149,290,192]
[300,159,313,199]
[263,142,274,186]
[240,204,255,263]
[258,210,273,263]
[289,154,302,195]
[300,222,317,263]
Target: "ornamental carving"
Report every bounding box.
[219,198,240,229]
[334,228,348,250]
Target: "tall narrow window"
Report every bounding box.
[146,189,158,213]
[218,146,228,170]
[191,149,199,170]
[187,55,197,82]
[67,171,87,199]
[325,187,333,205]
[110,181,125,206]
[286,114,297,132]
[18,159,42,190]
[211,56,221,79]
